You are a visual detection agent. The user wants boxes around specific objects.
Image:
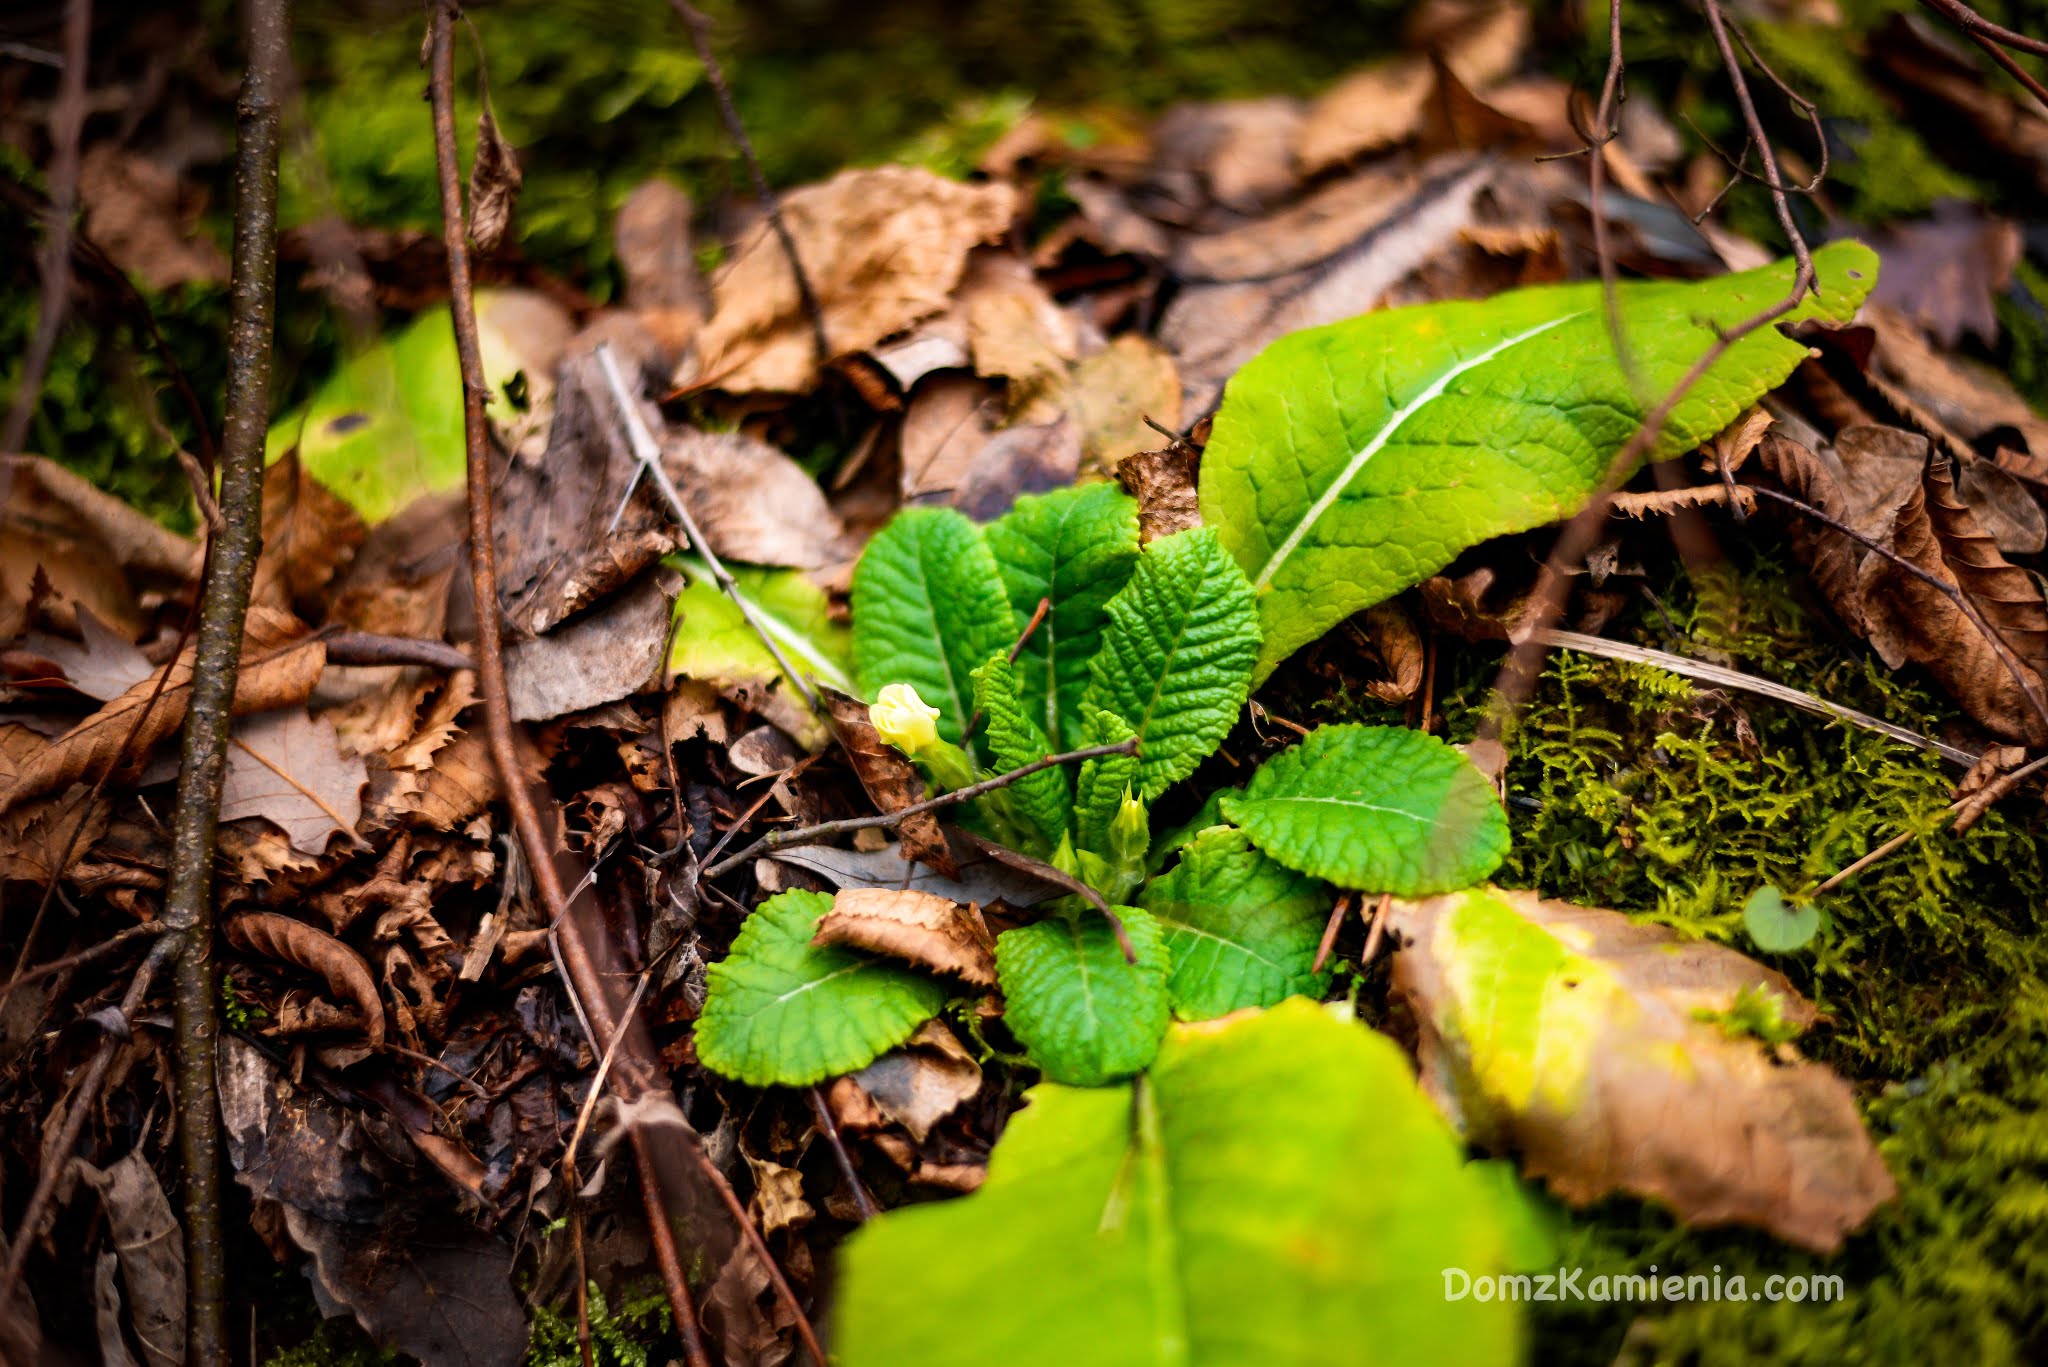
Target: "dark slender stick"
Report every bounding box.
[953,830,1138,964]
[809,1085,877,1222]
[4,921,169,992]
[665,0,831,367]
[2,0,91,453]
[322,629,475,671]
[160,2,288,1356]
[1917,0,2048,59]
[704,738,1139,878]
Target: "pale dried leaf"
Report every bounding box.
[222,709,369,855]
[815,887,996,986]
[23,605,154,701]
[847,1020,982,1142]
[78,1151,184,1367]
[503,572,672,723]
[663,428,849,570]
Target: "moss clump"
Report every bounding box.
[526,1282,672,1367]
[1408,549,2048,1361]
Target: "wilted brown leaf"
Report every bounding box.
[225,912,386,1049]
[468,104,523,254]
[1361,600,1426,705]
[77,1150,185,1367]
[221,708,369,855]
[1116,444,1202,545]
[0,782,109,886]
[502,571,672,723]
[685,166,1018,394]
[21,604,154,701]
[0,608,325,815]
[814,887,996,987]
[845,1019,983,1142]
[663,427,849,570]
[1390,887,1895,1253]
[252,452,367,614]
[1869,202,2021,349]
[1,455,201,640]
[821,689,957,877]
[78,144,228,291]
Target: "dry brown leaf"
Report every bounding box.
[662,427,849,570]
[503,571,672,723]
[820,689,957,878]
[743,1153,814,1239]
[22,604,155,701]
[225,912,385,1049]
[221,709,369,856]
[78,143,228,291]
[0,608,325,816]
[1,455,202,640]
[846,1019,983,1143]
[251,452,366,614]
[1361,600,1426,704]
[366,731,500,835]
[1390,887,1895,1253]
[1116,444,1202,545]
[1150,96,1305,214]
[0,783,110,886]
[685,166,1018,394]
[899,375,1000,505]
[1953,743,2030,835]
[468,103,523,254]
[813,887,996,987]
[1869,203,2021,349]
[961,252,1077,392]
[615,178,708,319]
[77,1150,185,1367]
[1060,336,1183,476]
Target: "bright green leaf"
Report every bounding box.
[696,891,949,1087]
[1223,724,1507,894]
[1139,826,1332,1019]
[996,908,1170,1086]
[973,654,1071,854]
[666,558,853,748]
[985,483,1141,750]
[1073,708,1141,855]
[852,508,1014,750]
[1743,885,1820,953]
[1080,528,1260,800]
[1202,242,1879,677]
[836,1000,1518,1367]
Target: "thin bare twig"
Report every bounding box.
[1311,892,1353,976]
[1810,751,2048,896]
[2,0,91,454]
[3,920,169,993]
[810,1085,878,1221]
[704,738,1140,878]
[664,0,830,366]
[1918,0,2048,60]
[159,1,290,1355]
[1360,891,1395,966]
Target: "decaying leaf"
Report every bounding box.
[821,688,958,877]
[22,604,154,701]
[77,1151,185,1367]
[225,912,386,1049]
[845,1019,983,1143]
[503,570,673,723]
[766,841,1057,908]
[1,455,201,639]
[685,166,1018,394]
[663,426,850,570]
[1868,201,2021,349]
[1389,886,1896,1253]
[468,103,523,253]
[815,887,997,987]
[252,451,368,613]
[221,708,369,855]
[1115,444,1202,545]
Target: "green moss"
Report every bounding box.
[526,1283,672,1367]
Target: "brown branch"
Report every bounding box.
[1917,0,2048,59]
[810,1085,877,1221]
[664,0,830,367]
[704,738,1140,878]
[322,629,475,671]
[3,920,169,993]
[2,0,91,454]
[156,2,290,1357]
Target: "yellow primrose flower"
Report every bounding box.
[871,683,942,754]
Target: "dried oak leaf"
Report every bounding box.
[683,165,1018,395]
[225,912,386,1049]
[222,708,369,855]
[821,688,958,878]
[0,607,325,815]
[251,451,367,614]
[814,887,996,987]
[1390,886,1895,1253]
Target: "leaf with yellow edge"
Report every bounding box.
[1387,886,1895,1253]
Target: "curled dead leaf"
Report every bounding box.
[814,887,996,987]
[225,912,386,1050]
[845,1019,983,1142]
[1116,443,1202,545]
[821,688,957,878]
[468,104,523,254]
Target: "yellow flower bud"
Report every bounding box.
[871,683,942,754]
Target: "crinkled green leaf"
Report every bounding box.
[1139,826,1332,1019]
[973,653,1071,854]
[1223,724,1507,895]
[696,891,948,1087]
[837,1000,1517,1367]
[667,558,853,748]
[1073,708,1141,855]
[1080,528,1260,800]
[985,483,1141,749]
[852,508,1014,749]
[1202,241,1879,677]
[996,908,1169,1086]
[1147,786,1240,874]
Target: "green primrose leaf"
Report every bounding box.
[696,891,949,1087]
[852,508,1015,749]
[1073,708,1142,854]
[1223,724,1508,895]
[836,1000,1518,1367]
[996,908,1171,1086]
[1743,885,1820,953]
[973,653,1072,854]
[1201,241,1879,678]
[1080,528,1260,801]
[1139,826,1333,1019]
[985,483,1141,750]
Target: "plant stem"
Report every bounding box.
[159,1,288,1357]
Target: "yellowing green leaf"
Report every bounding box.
[836,1000,1518,1367]
[1138,826,1331,1019]
[667,559,853,748]
[697,891,949,1087]
[1389,886,1896,1253]
[996,908,1170,1086]
[1202,242,1879,677]
[1224,724,1507,894]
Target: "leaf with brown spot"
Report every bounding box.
[225,912,386,1050]
[0,608,325,816]
[821,688,957,878]
[1389,886,1895,1253]
[814,887,996,987]
[684,166,1018,395]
